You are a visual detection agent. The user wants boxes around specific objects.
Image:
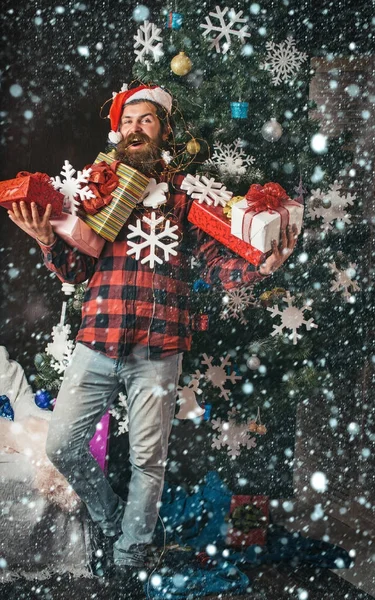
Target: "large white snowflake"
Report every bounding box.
[204,139,255,178]
[261,36,308,85]
[109,392,129,435]
[181,173,233,207]
[221,286,256,325]
[176,370,205,420]
[307,181,356,230]
[127,212,179,268]
[45,324,75,374]
[200,6,250,54]
[211,408,257,458]
[329,262,360,301]
[267,291,318,345]
[134,20,164,64]
[201,353,241,401]
[51,160,95,212]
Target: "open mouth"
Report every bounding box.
[125,135,149,150]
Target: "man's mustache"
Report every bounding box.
[121,132,154,149]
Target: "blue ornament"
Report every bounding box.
[203,403,212,421]
[230,101,249,119]
[166,12,183,29]
[193,279,211,292]
[35,389,53,409]
[132,5,150,22]
[0,395,14,421]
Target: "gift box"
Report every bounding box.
[50,213,105,258]
[231,185,304,253]
[0,172,64,217]
[226,495,269,547]
[81,152,150,242]
[89,411,111,474]
[188,200,267,266]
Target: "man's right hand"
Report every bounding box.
[8,201,56,245]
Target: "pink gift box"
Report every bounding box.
[89,411,111,474]
[50,213,105,258]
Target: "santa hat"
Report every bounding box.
[108,85,173,144]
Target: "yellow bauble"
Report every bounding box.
[170,51,192,76]
[186,139,201,154]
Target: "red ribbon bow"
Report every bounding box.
[81,161,120,215]
[245,182,290,213]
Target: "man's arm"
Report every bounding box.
[8,201,96,284]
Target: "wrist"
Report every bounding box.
[37,234,56,246]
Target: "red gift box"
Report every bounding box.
[187,200,267,267]
[226,495,269,547]
[0,172,64,218]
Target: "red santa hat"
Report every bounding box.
[108,84,173,144]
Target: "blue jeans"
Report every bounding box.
[45,342,182,566]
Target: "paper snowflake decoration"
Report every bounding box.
[261,36,308,85]
[134,20,164,64]
[109,392,129,435]
[181,173,233,207]
[112,83,128,98]
[51,160,95,212]
[200,6,250,54]
[329,262,360,301]
[201,353,241,401]
[204,139,255,179]
[221,286,257,325]
[176,370,205,420]
[127,212,179,268]
[267,291,318,345]
[45,324,75,374]
[307,181,356,230]
[211,408,257,458]
[142,179,169,209]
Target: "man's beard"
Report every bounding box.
[114,132,163,174]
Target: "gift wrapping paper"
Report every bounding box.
[187,200,267,267]
[0,174,64,217]
[231,198,304,253]
[226,495,269,547]
[50,213,105,258]
[81,152,150,242]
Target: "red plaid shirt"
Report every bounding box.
[39,172,267,359]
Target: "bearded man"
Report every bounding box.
[8,84,297,593]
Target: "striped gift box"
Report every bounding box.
[81,152,150,242]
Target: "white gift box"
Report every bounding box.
[231,198,304,253]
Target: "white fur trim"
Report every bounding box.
[108,130,123,144]
[125,87,172,114]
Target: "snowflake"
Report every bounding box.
[211,408,257,458]
[307,181,356,230]
[267,291,318,345]
[329,262,360,301]
[261,36,308,85]
[220,286,256,325]
[127,212,179,268]
[204,139,255,179]
[50,160,95,212]
[200,6,250,54]
[109,392,129,435]
[181,173,233,207]
[176,370,205,420]
[134,20,164,64]
[142,179,169,209]
[201,353,241,401]
[45,324,75,374]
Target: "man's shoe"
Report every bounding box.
[88,521,118,578]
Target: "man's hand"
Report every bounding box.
[258,224,298,275]
[8,201,56,245]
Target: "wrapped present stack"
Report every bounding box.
[225,495,269,547]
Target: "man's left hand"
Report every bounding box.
[258,224,299,276]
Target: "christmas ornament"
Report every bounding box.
[176,371,205,420]
[45,283,76,374]
[191,314,209,331]
[204,139,255,178]
[166,12,183,30]
[181,173,233,207]
[200,6,250,54]
[211,407,257,458]
[257,424,267,435]
[261,36,308,86]
[0,395,14,421]
[247,355,260,370]
[259,288,286,307]
[248,407,267,435]
[171,51,192,76]
[142,179,169,209]
[307,181,356,230]
[329,262,360,301]
[186,139,201,154]
[201,353,241,401]
[127,212,179,268]
[248,421,258,433]
[223,195,244,219]
[35,389,53,409]
[230,102,249,119]
[261,119,283,142]
[50,160,95,209]
[267,290,318,345]
[134,20,164,64]
[221,286,256,325]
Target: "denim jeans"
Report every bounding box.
[45,342,182,566]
